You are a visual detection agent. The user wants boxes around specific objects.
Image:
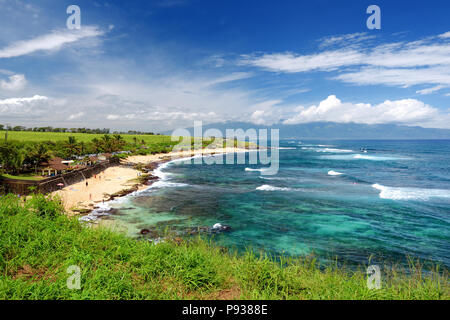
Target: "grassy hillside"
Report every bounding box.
[0,130,174,145]
[0,194,448,300]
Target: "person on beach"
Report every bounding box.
[86,181,89,187]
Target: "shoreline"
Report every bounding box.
[53,147,249,216]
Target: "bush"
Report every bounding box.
[26,194,64,219]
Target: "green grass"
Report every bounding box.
[0,130,174,145]
[1,174,44,181]
[0,194,448,300]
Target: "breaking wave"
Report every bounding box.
[372,184,450,201]
[328,170,344,176]
[256,184,292,191]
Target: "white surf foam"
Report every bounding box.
[79,195,128,222]
[322,154,406,161]
[372,184,450,201]
[322,148,353,153]
[301,147,353,153]
[245,167,271,172]
[256,184,291,191]
[328,170,344,176]
[149,181,189,189]
[353,154,400,161]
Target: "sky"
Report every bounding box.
[0,0,449,131]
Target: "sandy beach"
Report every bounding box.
[53,147,248,215]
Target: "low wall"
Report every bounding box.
[1,158,120,195]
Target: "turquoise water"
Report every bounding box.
[100,140,450,268]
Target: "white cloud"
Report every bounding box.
[250,110,274,125]
[241,32,450,89]
[241,49,364,73]
[209,72,253,85]
[335,66,450,87]
[248,99,283,125]
[0,95,49,115]
[0,95,48,105]
[318,32,376,48]
[68,112,85,120]
[0,26,103,58]
[416,85,446,95]
[106,114,120,120]
[0,74,27,91]
[282,95,449,128]
[106,111,220,123]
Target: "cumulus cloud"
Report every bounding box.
[241,32,450,89]
[281,95,449,128]
[0,95,48,115]
[0,95,48,105]
[0,26,103,58]
[247,100,283,125]
[0,74,27,91]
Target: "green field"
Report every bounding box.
[0,130,175,145]
[0,174,43,181]
[0,194,448,300]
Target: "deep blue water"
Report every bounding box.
[100,140,450,268]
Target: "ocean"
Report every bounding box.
[92,140,450,268]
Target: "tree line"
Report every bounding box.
[0,134,147,175]
[0,124,158,135]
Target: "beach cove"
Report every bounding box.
[53,146,249,216]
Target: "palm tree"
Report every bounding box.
[79,141,87,155]
[9,151,25,174]
[91,138,103,154]
[101,134,113,152]
[113,134,125,151]
[63,136,79,158]
[29,143,52,173]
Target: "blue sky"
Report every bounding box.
[0,0,449,131]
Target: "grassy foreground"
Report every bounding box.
[0,194,448,300]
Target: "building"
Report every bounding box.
[40,157,68,176]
